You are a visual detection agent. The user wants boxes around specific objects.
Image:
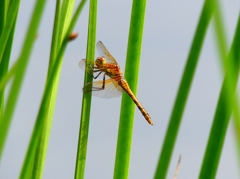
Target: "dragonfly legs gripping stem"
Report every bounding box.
[83,73,106,93]
[92,67,102,79]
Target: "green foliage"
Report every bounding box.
[0,0,20,158]
[0,0,239,179]
[19,1,87,178]
[155,0,215,178]
[199,3,240,178]
[74,0,97,178]
[113,0,147,178]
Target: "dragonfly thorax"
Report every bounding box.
[95,56,123,80]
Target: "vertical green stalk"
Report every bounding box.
[31,1,75,178]
[215,0,240,164]
[0,0,7,34]
[199,5,240,179]
[0,0,19,65]
[214,4,240,169]
[47,0,62,74]
[19,1,87,178]
[0,16,16,117]
[0,0,10,118]
[113,0,147,178]
[74,0,97,178]
[0,0,39,160]
[154,0,215,178]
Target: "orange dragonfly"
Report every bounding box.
[79,41,153,125]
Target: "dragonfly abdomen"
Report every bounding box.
[118,79,153,125]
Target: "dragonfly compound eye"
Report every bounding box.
[96,57,107,65]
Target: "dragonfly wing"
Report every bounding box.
[78,59,96,74]
[83,79,124,98]
[79,59,106,78]
[96,41,118,64]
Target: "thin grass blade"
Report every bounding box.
[0,1,16,118]
[31,1,76,178]
[199,5,240,179]
[19,1,87,178]
[0,0,40,160]
[214,0,240,168]
[0,0,19,65]
[0,0,7,34]
[214,6,240,171]
[113,0,147,178]
[74,0,97,178]
[154,0,215,178]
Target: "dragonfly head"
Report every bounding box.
[95,56,107,66]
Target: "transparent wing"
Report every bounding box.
[96,41,118,64]
[79,59,105,78]
[82,78,124,98]
[78,59,95,73]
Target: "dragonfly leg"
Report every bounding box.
[83,74,106,93]
[101,74,106,89]
[93,71,102,79]
[91,67,103,79]
[92,73,106,91]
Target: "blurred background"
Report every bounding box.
[0,0,240,178]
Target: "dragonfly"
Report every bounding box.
[79,41,153,125]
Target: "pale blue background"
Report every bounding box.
[0,0,240,178]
